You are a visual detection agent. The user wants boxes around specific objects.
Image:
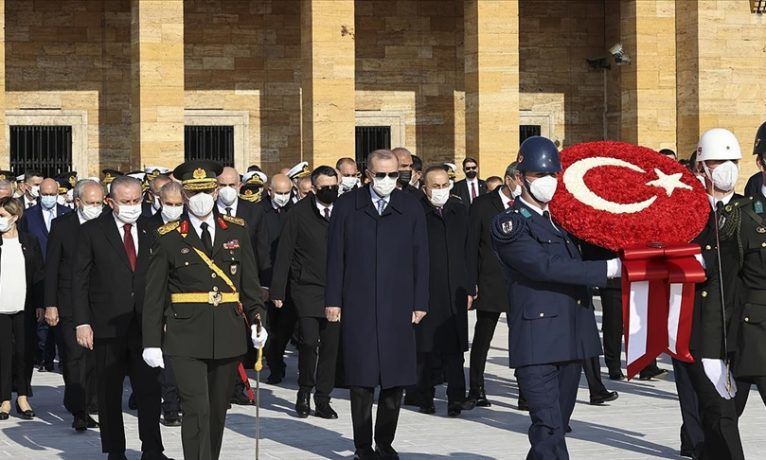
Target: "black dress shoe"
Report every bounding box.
[128,393,137,410]
[375,445,399,460]
[72,413,88,432]
[314,402,338,419]
[140,452,174,460]
[86,415,99,428]
[418,399,436,414]
[353,448,377,460]
[471,387,491,407]
[0,411,8,420]
[15,401,35,419]
[589,391,619,405]
[447,402,462,417]
[517,398,529,412]
[107,453,128,460]
[295,391,310,418]
[161,412,182,427]
[638,368,669,381]
[230,390,253,406]
[402,389,420,407]
[608,370,626,381]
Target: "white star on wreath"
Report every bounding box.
[646,169,692,197]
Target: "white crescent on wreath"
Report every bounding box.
[562,156,693,214]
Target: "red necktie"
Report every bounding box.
[507,200,513,208]
[471,182,477,201]
[123,223,137,272]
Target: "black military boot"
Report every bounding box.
[295,390,311,418]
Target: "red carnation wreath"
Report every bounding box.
[549,141,709,251]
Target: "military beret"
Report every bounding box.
[491,209,527,244]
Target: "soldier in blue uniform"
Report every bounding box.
[491,136,622,460]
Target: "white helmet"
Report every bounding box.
[696,128,742,162]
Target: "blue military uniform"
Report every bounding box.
[491,136,611,460]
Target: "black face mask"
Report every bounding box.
[397,170,412,185]
[315,186,339,205]
[466,170,478,180]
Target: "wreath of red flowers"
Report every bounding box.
[548,141,709,251]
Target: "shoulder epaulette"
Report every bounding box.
[157,221,180,235]
[222,215,245,226]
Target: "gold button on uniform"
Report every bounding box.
[211,273,217,279]
[705,245,711,250]
[745,317,750,323]
[761,242,766,248]
[701,291,708,298]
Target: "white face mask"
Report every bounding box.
[152,196,162,211]
[29,185,40,198]
[80,204,102,222]
[40,195,57,209]
[428,188,451,207]
[187,192,215,217]
[512,184,522,198]
[372,176,397,197]
[161,204,184,222]
[340,176,359,191]
[0,216,15,233]
[704,161,739,193]
[56,195,67,206]
[66,189,74,203]
[271,192,291,208]
[114,203,142,224]
[527,175,558,204]
[218,186,238,206]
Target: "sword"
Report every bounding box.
[710,190,733,397]
[254,313,263,460]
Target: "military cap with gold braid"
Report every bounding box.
[0,170,14,181]
[102,169,124,185]
[55,171,77,194]
[173,159,224,191]
[287,161,311,180]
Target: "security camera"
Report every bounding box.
[609,43,631,65]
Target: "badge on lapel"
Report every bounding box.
[223,239,240,250]
[230,262,239,276]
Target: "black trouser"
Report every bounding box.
[160,354,180,415]
[417,352,466,404]
[734,375,766,416]
[170,355,239,460]
[582,355,608,397]
[600,287,660,377]
[676,356,744,460]
[672,358,704,454]
[298,316,340,402]
[93,325,163,455]
[265,301,297,376]
[37,321,60,368]
[59,316,96,416]
[350,386,404,454]
[468,310,501,392]
[0,312,31,400]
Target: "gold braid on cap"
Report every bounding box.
[240,189,262,202]
[182,167,218,191]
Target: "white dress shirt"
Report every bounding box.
[707,191,734,210]
[0,237,27,314]
[466,178,480,203]
[498,187,513,210]
[113,214,139,254]
[369,185,391,214]
[315,199,334,219]
[217,198,238,217]
[188,212,216,243]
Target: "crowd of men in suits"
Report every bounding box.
[0,130,765,460]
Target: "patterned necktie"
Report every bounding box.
[200,222,213,255]
[377,198,386,215]
[324,207,331,220]
[123,223,137,272]
[436,207,443,217]
[471,182,477,201]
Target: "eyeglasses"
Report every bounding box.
[371,172,400,179]
[464,166,478,171]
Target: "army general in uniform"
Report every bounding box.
[142,160,268,460]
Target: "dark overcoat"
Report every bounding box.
[416,196,471,354]
[492,200,607,368]
[325,186,429,389]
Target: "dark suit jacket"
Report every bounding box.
[492,200,607,368]
[19,203,72,259]
[453,178,487,208]
[72,211,153,339]
[0,230,45,313]
[44,212,83,318]
[270,193,329,318]
[141,201,156,218]
[466,189,511,313]
[325,186,429,388]
[255,196,293,287]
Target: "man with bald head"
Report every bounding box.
[392,147,421,196]
[19,177,73,373]
[255,173,297,384]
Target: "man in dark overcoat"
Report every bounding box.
[325,149,429,460]
[415,166,471,417]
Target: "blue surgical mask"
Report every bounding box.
[40,195,57,210]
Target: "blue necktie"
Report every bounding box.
[377,199,386,215]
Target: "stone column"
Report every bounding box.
[620,0,676,150]
[131,0,184,168]
[464,0,519,177]
[301,0,355,167]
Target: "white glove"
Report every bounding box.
[701,358,737,399]
[142,348,165,369]
[251,325,269,350]
[606,258,622,279]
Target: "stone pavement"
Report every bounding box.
[1,310,765,459]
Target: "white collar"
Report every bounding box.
[188,212,215,229]
[707,192,734,210]
[498,186,513,204]
[518,195,548,216]
[315,199,334,214]
[761,184,766,199]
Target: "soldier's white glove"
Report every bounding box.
[251,325,269,349]
[606,258,622,279]
[701,358,736,399]
[142,348,165,369]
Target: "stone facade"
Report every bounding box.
[1,0,764,183]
